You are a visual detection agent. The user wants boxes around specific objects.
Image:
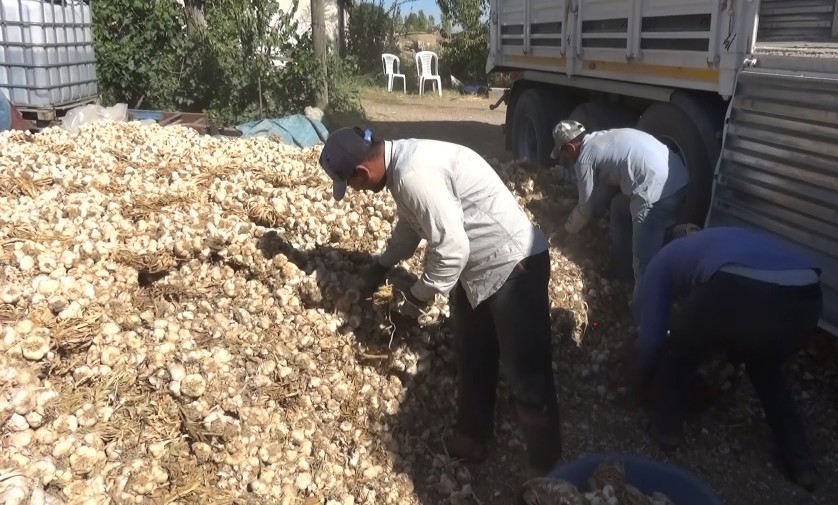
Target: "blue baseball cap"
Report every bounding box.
[319,126,374,201]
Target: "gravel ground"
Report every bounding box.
[330,90,838,505]
[0,89,835,505]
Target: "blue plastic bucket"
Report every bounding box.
[547,453,725,505]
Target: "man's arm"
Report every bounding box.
[398,171,469,302]
[378,217,422,268]
[631,255,674,377]
[565,163,597,233]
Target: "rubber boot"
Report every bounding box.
[648,418,683,452]
[517,404,562,477]
[770,442,818,491]
[786,461,818,491]
[442,430,489,463]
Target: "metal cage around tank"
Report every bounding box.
[0,0,98,121]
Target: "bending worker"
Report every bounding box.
[628,225,822,490]
[318,127,563,476]
[550,120,689,294]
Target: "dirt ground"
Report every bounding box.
[327,88,510,162]
[327,89,838,505]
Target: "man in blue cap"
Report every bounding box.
[628,225,822,490]
[318,126,564,476]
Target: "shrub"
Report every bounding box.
[92,0,364,126]
[347,1,396,75]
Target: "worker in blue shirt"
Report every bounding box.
[628,225,823,490]
[549,120,689,298]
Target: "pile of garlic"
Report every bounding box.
[0,121,590,505]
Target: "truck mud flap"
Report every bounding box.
[706,64,838,336]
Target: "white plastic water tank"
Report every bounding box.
[0,0,98,109]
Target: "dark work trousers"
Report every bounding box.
[452,250,562,469]
[654,271,822,472]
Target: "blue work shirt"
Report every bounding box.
[565,128,689,233]
[632,226,821,369]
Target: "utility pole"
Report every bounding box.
[311,0,329,109]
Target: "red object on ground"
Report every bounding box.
[9,103,34,130]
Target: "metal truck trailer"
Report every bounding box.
[488,0,838,335]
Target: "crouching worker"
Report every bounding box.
[628,225,823,490]
[550,120,689,296]
[318,127,563,475]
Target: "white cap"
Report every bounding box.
[550,120,586,159]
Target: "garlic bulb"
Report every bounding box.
[0,120,599,505]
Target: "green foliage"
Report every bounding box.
[437,0,486,30]
[92,0,191,109]
[403,9,435,33]
[347,1,396,75]
[440,15,453,35]
[275,35,363,116]
[436,0,490,83]
[438,24,489,82]
[92,0,363,126]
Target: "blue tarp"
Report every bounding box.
[0,93,11,131]
[236,114,329,148]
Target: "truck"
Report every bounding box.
[487,0,838,336]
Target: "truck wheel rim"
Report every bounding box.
[516,117,539,161]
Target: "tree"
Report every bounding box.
[428,15,435,31]
[417,10,427,31]
[347,1,394,74]
[436,0,490,81]
[404,12,417,32]
[437,0,487,26]
[93,0,364,124]
[441,14,453,35]
[311,0,329,108]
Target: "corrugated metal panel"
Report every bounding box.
[707,67,838,336]
[757,0,836,41]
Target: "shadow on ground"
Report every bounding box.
[324,115,511,163]
[256,228,583,504]
[276,105,838,503]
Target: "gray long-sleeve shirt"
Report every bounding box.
[565,128,690,234]
[377,139,548,308]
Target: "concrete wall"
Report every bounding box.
[276,0,347,51]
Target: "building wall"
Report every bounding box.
[276,0,347,51]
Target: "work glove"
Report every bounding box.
[390,279,432,320]
[359,261,389,299]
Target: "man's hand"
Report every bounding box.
[391,280,431,319]
[360,261,389,299]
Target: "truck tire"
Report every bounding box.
[510,88,567,167]
[568,101,637,132]
[636,102,714,226]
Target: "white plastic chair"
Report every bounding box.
[381,53,406,93]
[415,51,442,96]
